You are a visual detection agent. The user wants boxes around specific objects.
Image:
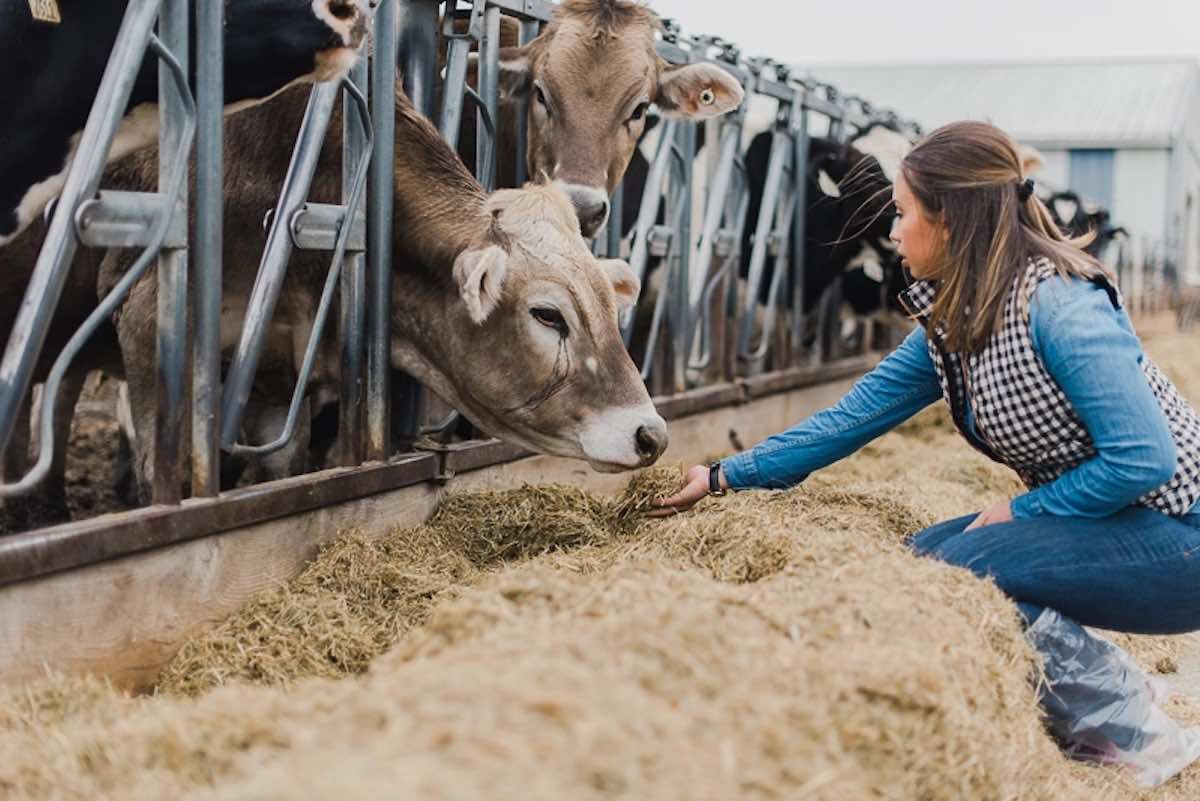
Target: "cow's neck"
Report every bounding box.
[390,87,490,275]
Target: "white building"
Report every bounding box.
[798,58,1200,284]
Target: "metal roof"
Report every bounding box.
[797,58,1200,151]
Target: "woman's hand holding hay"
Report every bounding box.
[647,464,724,517]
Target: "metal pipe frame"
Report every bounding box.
[512,17,541,186]
[152,0,191,505]
[366,0,398,463]
[737,122,790,360]
[1,32,197,499]
[192,0,223,497]
[218,81,339,449]
[621,118,678,345]
[0,0,161,459]
[338,60,370,466]
[476,4,501,191]
[225,78,373,458]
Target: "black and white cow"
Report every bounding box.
[0,0,370,246]
[1046,190,1128,261]
[739,123,910,321]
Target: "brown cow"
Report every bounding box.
[94,81,667,500]
[473,0,745,237]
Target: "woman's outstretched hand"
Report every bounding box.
[964,499,1013,530]
[647,463,725,517]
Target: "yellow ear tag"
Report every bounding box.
[28,0,62,23]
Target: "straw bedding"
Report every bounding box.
[1,333,1199,800]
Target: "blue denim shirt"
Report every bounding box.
[721,275,1200,523]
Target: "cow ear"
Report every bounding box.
[453,244,510,324]
[816,169,842,198]
[655,63,744,119]
[598,258,640,311]
[467,45,532,101]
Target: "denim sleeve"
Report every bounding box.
[721,326,942,490]
[1009,277,1177,519]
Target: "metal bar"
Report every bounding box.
[438,36,471,148]
[790,107,812,360]
[219,81,339,448]
[289,203,366,251]
[476,4,500,191]
[0,0,160,457]
[621,118,677,344]
[397,0,439,117]
[226,78,372,458]
[0,453,440,588]
[746,189,798,364]
[512,17,540,186]
[689,117,740,311]
[607,183,623,258]
[738,125,789,357]
[192,0,223,497]
[479,0,553,18]
[153,0,191,506]
[339,59,369,466]
[392,0,440,446]
[668,122,694,392]
[73,190,187,249]
[366,0,397,463]
[1,34,197,500]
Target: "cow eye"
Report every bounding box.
[628,102,649,123]
[534,85,549,113]
[530,306,568,335]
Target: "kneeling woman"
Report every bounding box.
[654,121,1200,786]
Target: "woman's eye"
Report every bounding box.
[628,102,649,123]
[530,307,568,335]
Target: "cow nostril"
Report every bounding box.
[634,424,668,462]
[577,199,609,236]
[327,0,356,20]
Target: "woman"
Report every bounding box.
[653,120,1200,787]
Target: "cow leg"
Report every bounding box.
[242,396,310,484]
[113,271,161,506]
[28,365,89,525]
[0,391,33,533]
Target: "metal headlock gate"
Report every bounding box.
[0,0,919,585]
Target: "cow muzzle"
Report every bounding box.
[556,182,611,240]
[311,0,370,80]
[578,405,669,472]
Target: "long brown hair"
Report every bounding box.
[900,120,1108,352]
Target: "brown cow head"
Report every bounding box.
[495,0,744,238]
[391,184,668,471]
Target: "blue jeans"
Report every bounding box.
[911,507,1200,634]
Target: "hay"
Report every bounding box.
[1,333,1199,799]
[158,466,686,695]
[157,528,476,695]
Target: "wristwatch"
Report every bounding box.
[708,460,726,496]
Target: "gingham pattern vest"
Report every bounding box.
[899,257,1200,516]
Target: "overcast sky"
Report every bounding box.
[647,0,1200,66]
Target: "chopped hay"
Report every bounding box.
[1,333,1199,799]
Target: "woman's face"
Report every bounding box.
[890,172,946,280]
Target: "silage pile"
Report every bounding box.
[2,334,1199,800]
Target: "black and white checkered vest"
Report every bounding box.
[898,257,1200,516]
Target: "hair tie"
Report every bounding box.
[1016,177,1034,202]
